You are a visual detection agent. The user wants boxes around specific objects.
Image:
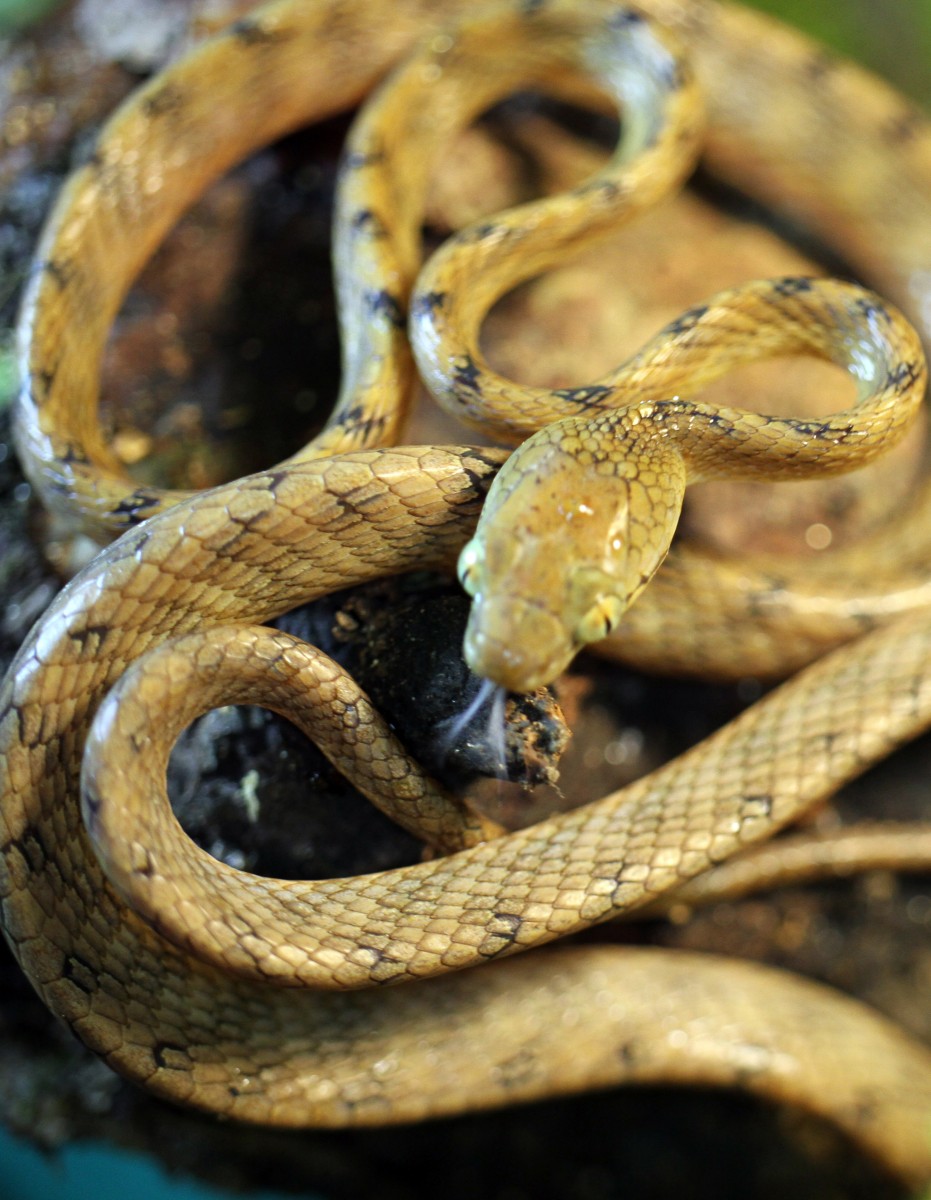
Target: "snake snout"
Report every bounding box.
[463,595,570,693]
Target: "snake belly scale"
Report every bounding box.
[4,0,931,1188]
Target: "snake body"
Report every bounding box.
[5,0,931,1186]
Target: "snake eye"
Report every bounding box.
[575,596,625,647]
[457,540,483,597]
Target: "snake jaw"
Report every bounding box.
[462,593,574,693]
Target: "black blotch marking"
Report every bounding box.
[808,730,840,755]
[359,944,401,966]
[128,529,151,556]
[82,780,102,822]
[741,793,773,818]
[37,363,58,397]
[80,147,125,186]
[658,56,688,92]
[618,1039,644,1066]
[63,954,96,995]
[554,383,613,408]
[61,443,90,467]
[853,295,889,323]
[412,290,447,319]
[333,402,388,439]
[792,419,832,439]
[520,0,546,13]
[731,1043,769,1083]
[142,83,185,119]
[265,469,288,495]
[153,1040,189,1069]
[10,823,51,873]
[460,222,499,244]
[495,1047,538,1089]
[365,289,405,328]
[359,944,406,985]
[886,359,922,392]
[667,60,686,91]
[3,701,28,746]
[37,258,74,289]
[452,354,482,395]
[229,16,288,45]
[772,276,814,296]
[360,944,389,960]
[48,475,77,499]
[456,453,500,505]
[665,303,709,335]
[350,208,388,238]
[134,846,155,877]
[70,624,110,652]
[853,1092,880,1126]
[335,402,365,426]
[805,49,838,82]
[608,8,645,27]
[909,666,928,705]
[573,178,621,201]
[791,418,855,442]
[885,106,925,144]
[470,448,506,472]
[479,911,523,957]
[112,488,162,525]
[341,148,386,172]
[744,579,788,617]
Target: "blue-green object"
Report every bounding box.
[0,1124,319,1200]
[0,344,17,411]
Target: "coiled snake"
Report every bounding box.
[4,0,931,1185]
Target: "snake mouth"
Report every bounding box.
[462,596,570,693]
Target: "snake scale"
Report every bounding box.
[4,0,931,1186]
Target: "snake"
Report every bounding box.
[5,0,931,1187]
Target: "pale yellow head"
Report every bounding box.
[459,415,686,692]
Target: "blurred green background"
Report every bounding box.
[746,0,931,102]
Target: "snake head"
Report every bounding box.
[459,415,686,693]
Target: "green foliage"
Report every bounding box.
[0,0,64,35]
[743,0,931,101]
